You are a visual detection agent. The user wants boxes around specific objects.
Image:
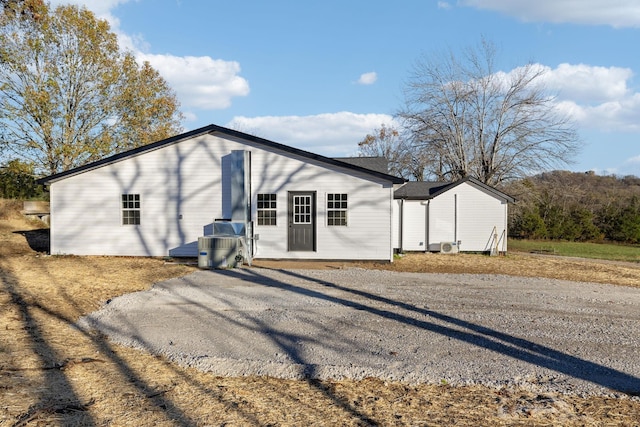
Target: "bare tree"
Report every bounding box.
[398,39,580,185]
[357,124,431,180]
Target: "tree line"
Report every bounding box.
[504,171,640,244]
[0,158,44,198]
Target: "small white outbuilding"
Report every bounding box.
[392,178,515,254]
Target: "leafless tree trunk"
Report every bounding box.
[357,124,432,180]
[398,39,580,185]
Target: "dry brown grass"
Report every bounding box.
[2,206,640,426]
[367,252,640,288]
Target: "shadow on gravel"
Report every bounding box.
[219,268,640,397]
[82,269,381,425]
[135,271,380,425]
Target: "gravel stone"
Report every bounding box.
[78,268,640,397]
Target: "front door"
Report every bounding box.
[288,192,316,251]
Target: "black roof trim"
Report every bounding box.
[393,181,454,199]
[394,177,515,203]
[37,124,406,185]
[333,156,389,174]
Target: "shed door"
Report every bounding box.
[288,192,316,251]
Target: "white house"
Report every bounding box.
[393,179,515,254]
[38,125,406,261]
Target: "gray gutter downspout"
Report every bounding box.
[419,199,431,252]
[399,199,404,253]
[454,193,458,243]
[426,200,430,252]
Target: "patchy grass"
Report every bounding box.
[2,203,640,426]
[509,238,640,263]
[0,199,23,220]
[363,252,640,288]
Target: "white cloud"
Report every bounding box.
[626,154,640,165]
[49,0,132,28]
[576,94,640,132]
[542,63,632,103]
[535,64,640,132]
[438,1,452,10]
[182,111,198,123]
[226,113,396,157]
[494,63,640,132]
[603,153,640,176]
[556,99,623,133]
[460,0,640,28]
[137,53,250,110]
[49,0,249,117]
[357,72,378,85]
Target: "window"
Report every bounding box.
[122,194,140,225]
[257,193,277,226]
[293,195,312,224]
[327,193,347,226]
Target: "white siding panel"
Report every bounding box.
[249,149,393,260]
[50,133,395,260]
[428,191,456,251]
[51,135,225,256]
[391,199,401,250]
[426,182,508,252]
[455,182,508,252]
[400,201,427,251]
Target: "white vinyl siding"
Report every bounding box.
[399,201,428,251]
[391,199,401,250]
[249,149,394,260]
[49,133,395,260]
[455,183,508,252]
[428,192,457,249]
[393,182,509,253]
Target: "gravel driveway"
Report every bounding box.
[79,268,640,397]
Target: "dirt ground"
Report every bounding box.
[2,199,640,426]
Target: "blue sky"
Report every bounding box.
[52,0,640,177]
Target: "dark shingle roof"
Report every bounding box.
[333,157,389,174]
[38,124,406,185]
[394,177,515,203]
[393,181,453,199]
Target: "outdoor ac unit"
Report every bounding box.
[198,236,243,269]
[440,241,459,254]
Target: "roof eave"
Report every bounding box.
[37,124,407,186]
[463,177,516,203]
[37,125,218,185]
[393,177,516,202]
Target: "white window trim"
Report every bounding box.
[293,194,312,224]
[257,193,278,226]
[121,193,141,226]
[326,193,348,226]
